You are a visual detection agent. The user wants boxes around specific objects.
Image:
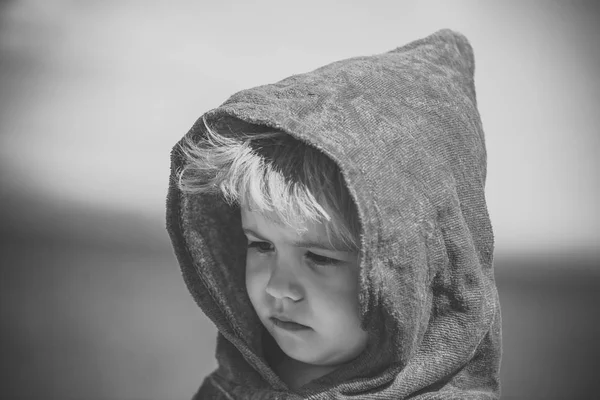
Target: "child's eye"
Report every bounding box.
[247,241,274,253]
[305,252,340,267]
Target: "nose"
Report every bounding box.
[265,261,303,302]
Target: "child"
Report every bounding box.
[166,29,502,399]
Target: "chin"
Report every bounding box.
[280,343,346,367]
[284,347,318,364]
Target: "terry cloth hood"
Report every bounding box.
[167,29,502,399]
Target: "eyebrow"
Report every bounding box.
[242,227,351,253]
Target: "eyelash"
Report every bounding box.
[307,252,340,266]
[247,241,274,253]
[247,241,341,267]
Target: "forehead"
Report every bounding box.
[240,207,346,251]
[241,206,326,239]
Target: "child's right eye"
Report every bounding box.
[247,241,274,253]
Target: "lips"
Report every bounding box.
[270,316,311,331]
[272,314,296,323]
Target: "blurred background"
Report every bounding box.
[0,0,598,399]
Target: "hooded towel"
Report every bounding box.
[166,29,502,399]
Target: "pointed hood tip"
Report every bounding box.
[394,28,475,76]
[435,28,476,71]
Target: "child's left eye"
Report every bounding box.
[247,241,274,253]
[305,252,340,267]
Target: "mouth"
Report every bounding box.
[269,317,311,331]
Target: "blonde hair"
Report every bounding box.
[176,117,360,251]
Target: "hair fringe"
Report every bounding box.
[176,116,360,251]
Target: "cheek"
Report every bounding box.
[245,254,269,303]
[312,271,362,325]
[310,274,368,357]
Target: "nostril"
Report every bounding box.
[265,269,303,302]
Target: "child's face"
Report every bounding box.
[242,207,368,367]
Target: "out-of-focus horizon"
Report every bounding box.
[1,1,599,400]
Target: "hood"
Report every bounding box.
[166,29,502,399]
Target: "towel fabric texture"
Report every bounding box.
[166,29,502,399]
